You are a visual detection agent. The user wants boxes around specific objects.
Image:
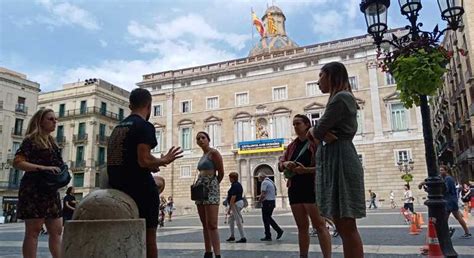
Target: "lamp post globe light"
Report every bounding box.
[360,0,464,257]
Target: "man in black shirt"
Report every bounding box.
[107,88,183,258]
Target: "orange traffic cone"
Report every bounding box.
[427,218,443,258]
[419,213,425,225]
[409,215,420,235]
[414,213,422,232]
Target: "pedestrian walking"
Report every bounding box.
[279,114,331,258]
[307,62,366,258]
[13,109,64,258]
[390,190,397,209]
[62,186,77,225]
[107,88,183,258]
[194,131,224,258]
[258,172,284,241]
[166,196,174,222]
[403,184,414,214]
[225,172,246,243]
[440,165,471,239]
[461,183,472,215]
[368,190,377,209]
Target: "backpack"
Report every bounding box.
[372,192,376,198]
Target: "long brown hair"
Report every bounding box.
[26,108,57,149]
[321,62,353,99]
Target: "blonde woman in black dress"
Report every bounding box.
[13,109,64,258]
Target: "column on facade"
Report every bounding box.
[368,60,384,138]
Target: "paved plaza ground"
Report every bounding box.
[0,207,473,257]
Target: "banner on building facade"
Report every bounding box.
[237,138,285,154]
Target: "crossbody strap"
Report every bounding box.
[293,141,310,162]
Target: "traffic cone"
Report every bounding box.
[415,213,422,232]
[409,215,420,235]
[427,218,443,258]
[419,213,425,225]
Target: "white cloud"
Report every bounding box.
[36,0,100,30]
[30,41,238,92]
[99,40,108,48]
[312,10,343,36]
[127,14,250,51]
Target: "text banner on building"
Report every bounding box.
[237,138,285,154]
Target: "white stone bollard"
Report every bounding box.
[62,189,146,258]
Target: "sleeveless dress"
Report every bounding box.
[313,91,366,219]
[195,152,220,205]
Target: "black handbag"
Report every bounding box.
[190,171,209,201]
[41,164,71,190]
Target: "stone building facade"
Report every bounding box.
[38,79,130,200]
[138,6,429,212]
[0,67,40,221]
[431,2,474,182]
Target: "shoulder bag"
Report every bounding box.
[190,171,209,201]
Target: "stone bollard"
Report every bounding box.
[62,189,146,258]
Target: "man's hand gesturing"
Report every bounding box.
[160,146,184,166]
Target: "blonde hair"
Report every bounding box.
[26,108,57,149]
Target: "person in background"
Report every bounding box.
[440,165,471,239]
[403,184,414,214]
[257,172,284,241]
[390,190,397,209]
[166,196,174,222]
[279,114,331,258]
[368,190,377,209]
[62,186,77,225]
[13,109,63,258]
[195,131,224,258]
[307,62,366,258]
[225,172,246,243]
[461,183,471,216]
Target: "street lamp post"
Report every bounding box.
[397,158,414,186]
[360,0,464,257]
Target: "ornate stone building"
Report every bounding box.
[431,2,474,182]
[0,67,40,222]
[39,79,130,200]
[138,6,429,212]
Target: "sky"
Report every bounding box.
[0,0,443,92]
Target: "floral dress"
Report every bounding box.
[15,137,64,219]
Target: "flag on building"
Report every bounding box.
[252,11,265,37]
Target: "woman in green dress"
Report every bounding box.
[308,62,366,258]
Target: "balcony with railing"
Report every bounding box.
[58,107,121,121]
[55,136,66,146]
[71,160,86,170]
[73,133,88,144]
[15,104,28,115]
[11,128,25,138]
[95,160,106,168]
[96,134,109,145]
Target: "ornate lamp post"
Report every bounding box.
[360,0,464,256]
[397,158,414,186]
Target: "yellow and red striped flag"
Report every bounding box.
[252,11,265,37]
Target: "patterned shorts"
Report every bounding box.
[195,175,220,205]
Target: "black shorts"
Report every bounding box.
[288,175,316,205]
[119,185,160,229]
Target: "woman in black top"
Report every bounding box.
[13,109,63,258]
[278,114,331,258]
[62,186,76,224]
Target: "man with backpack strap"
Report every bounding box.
[257,172,284,241]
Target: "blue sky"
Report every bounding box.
[1,0,443,92]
